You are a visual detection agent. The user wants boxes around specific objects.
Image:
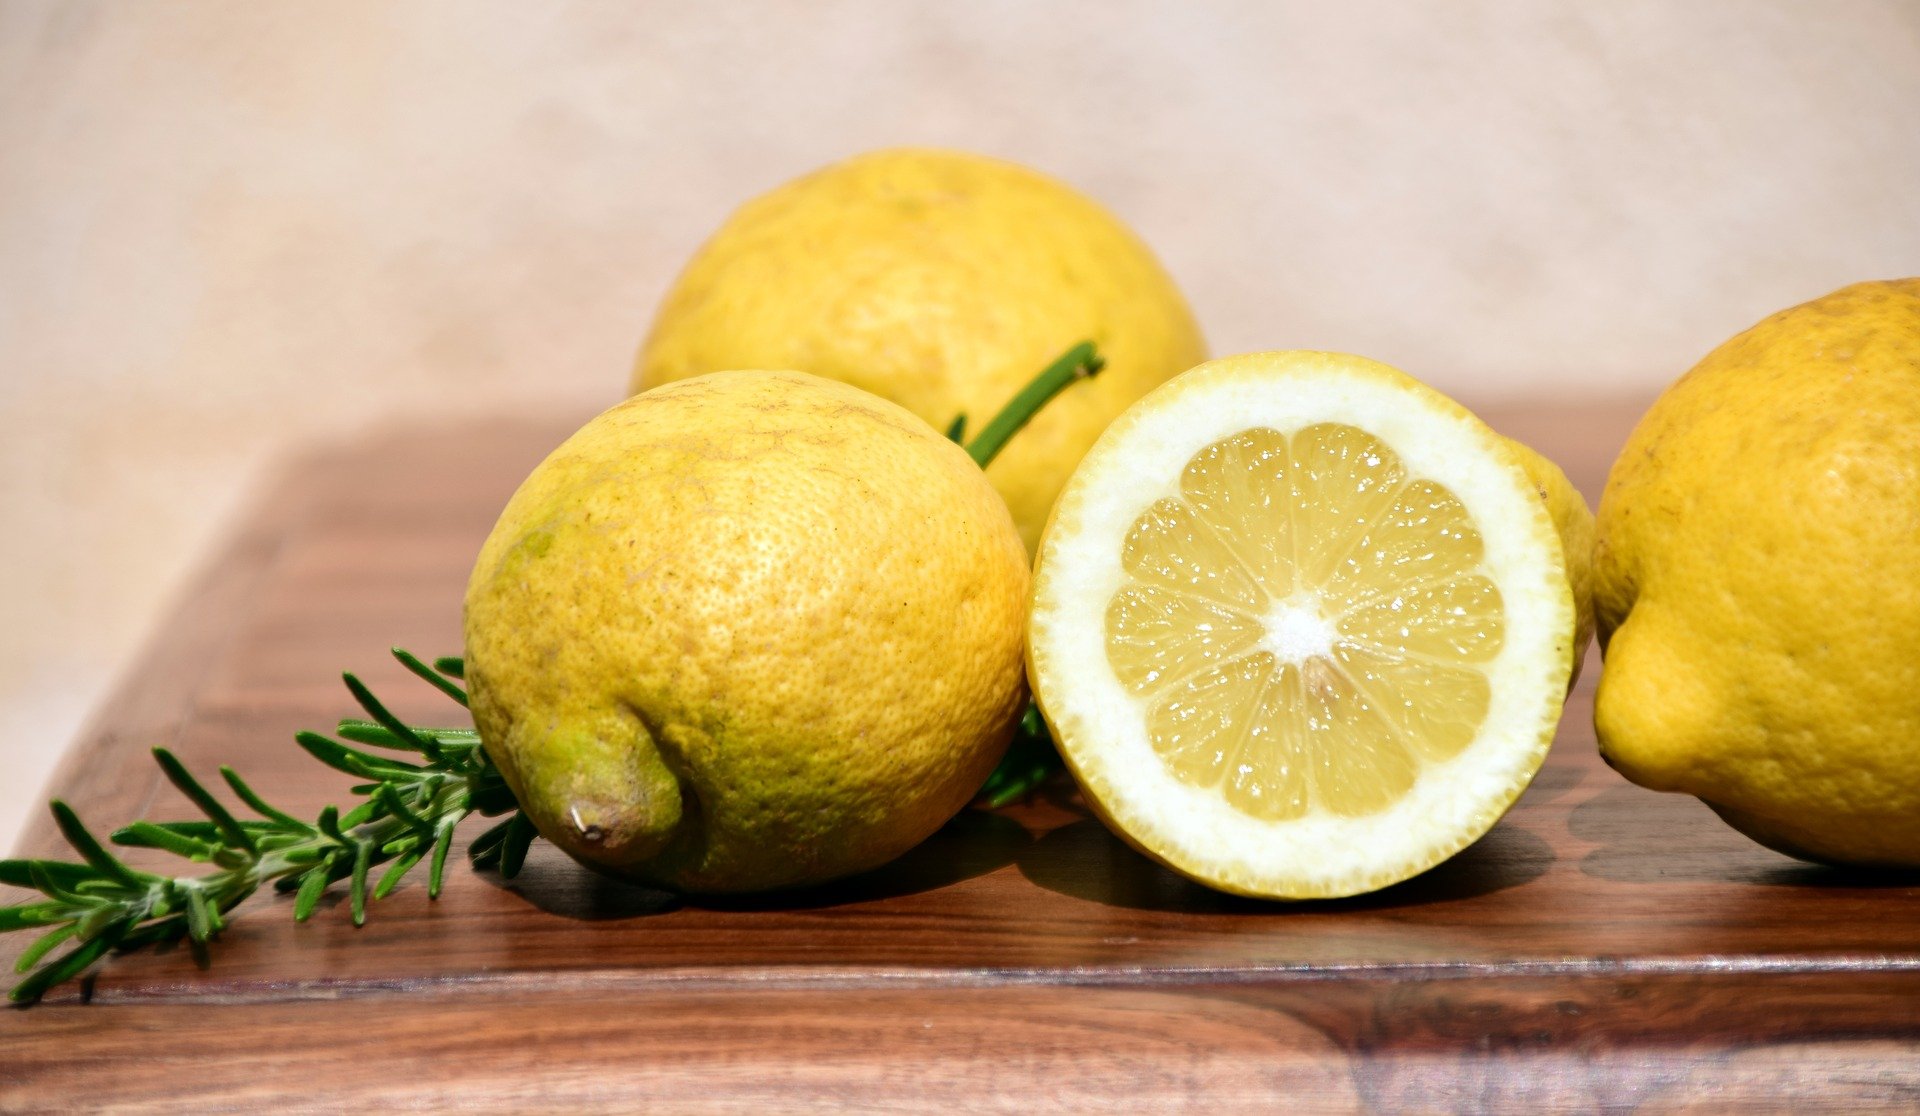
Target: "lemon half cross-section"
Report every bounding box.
[1027,352,1577,898]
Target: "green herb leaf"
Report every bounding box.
[182,885,215,942]
[373,784,434,838]
[314,806,350,847]
[10,927,120,1004]
[372,850,423,900]
[349,840,372,926]
[293,860,333,922]
[219,767,310,829]
[27,862,94,907]
[393,647,470,708]
[113,821,222,860]
[336,721,425,751]
[344,672,442,762]
[498,814,537,880]
[14,923,77,974]
[152,748,257,856]
[466,815,515,869]
[295,731,422,777]
[75,902,129,942]
[50,801,150,888]
[111,819,276,846]
[428,819,457,899]
[0,858,95,893]
[0,903,68,934]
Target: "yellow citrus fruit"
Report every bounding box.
[633,147,1207,551]
[1593,279,1920,867]
[464,371,1030,892]
[1027,351,1584,898]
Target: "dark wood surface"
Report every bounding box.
[7,398,1920,1113]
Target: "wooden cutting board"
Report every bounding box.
[5,399,1919,1113]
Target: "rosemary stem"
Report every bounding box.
[146,779,474,933]
[254,780,475,897]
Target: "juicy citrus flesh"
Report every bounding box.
[1028,351,1575,899]
[1105,423,1503,822]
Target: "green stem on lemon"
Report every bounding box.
[958,341,1105,468]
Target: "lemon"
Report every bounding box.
[464,371,1030,892]
[1593,279,1920,868]
[1027,351,1583,898]
[633,147,1207,551]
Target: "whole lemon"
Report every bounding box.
[1593,279,1920,867]
[633,148,1207,551]
[463,371,1031,892]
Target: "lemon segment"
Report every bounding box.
[1029,351,1576,899]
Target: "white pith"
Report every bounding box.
[1028,353,1572,898]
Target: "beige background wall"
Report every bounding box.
[2,1,1918,846]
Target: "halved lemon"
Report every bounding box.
[1027,351,1579,898]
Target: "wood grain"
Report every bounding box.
[8,973,1920,1112]
[6,397,1919,1112]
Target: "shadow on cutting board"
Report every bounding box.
[480,807,1033,919]
[1014,816,1556,913]
[1572,785,1920,889]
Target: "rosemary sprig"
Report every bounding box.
[0,648,517,1004]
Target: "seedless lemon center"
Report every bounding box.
[1103,424,1506,821]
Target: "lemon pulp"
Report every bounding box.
[1029,350,1577,898]
[1103,423,1504,821]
